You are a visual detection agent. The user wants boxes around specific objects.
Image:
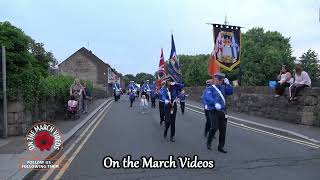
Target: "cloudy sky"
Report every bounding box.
[1,0,319,75]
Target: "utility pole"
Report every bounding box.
[1,46,7,138]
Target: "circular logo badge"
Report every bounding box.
[25,122,63,158]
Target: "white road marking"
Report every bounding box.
[184,106,320,149]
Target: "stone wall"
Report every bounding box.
[184,86,320,127]
[6,102,32,136]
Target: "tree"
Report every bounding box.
[0,21,56,105]
[240,28,295,85]
[135,73,155,84]
[298,49,320,86]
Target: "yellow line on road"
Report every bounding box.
[40,101,113,180]
[53,103,111,180]
[184,106,320,149]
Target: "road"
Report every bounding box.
[34,97,320,180]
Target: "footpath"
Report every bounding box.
[185,100,320,144]
[0,98,111,180]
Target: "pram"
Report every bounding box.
[65,96,80,120]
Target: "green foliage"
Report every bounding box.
[135,72,155,84]
[179,54,211,86]
[298,49,320,86]
[123,73,155,86]
[240,28,295,85]
[0,21,61,108]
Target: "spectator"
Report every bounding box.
[289,65,311,102]
[82,82,92,114]
[275,65,293,97]
[70,78,84,112]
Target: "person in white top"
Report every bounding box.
[140,95,148,113]
[275,65,293,97]
[289,65,311,102]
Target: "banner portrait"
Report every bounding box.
[212,24,241,71]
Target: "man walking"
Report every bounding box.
[203,73,233,153]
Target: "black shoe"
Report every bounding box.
[170,137,175,142]
[207,144,212,150]
[218,148,227,153]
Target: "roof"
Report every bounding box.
[59,47,111,68]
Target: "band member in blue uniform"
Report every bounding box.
[150,82,157,108]
[129,90,135,107]
[203,73,233,153]
[178,90,189,114]
[112,82,121,102]
[203,79,213,138]
[141,80,152,101]
[127,81,137,101]
[159,81,167,125]
[163,78,184,142]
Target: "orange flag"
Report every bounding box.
[208,52,220,76]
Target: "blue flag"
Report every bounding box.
[167,34,182,83]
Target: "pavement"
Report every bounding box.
[27,97,320,180]
[185,100,320,144]
[0,98,110,180]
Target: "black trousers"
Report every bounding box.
[275,82,290,96]
[159,101,165,124]
[130,99,134,107]
[113,92,118,101]
[146,94,150,101]
[204,109,211,137]
[180,101,185,114]
[290,84,309,98]
[151,97,156,108]
[207,110,227,149]
[164,102,177,138]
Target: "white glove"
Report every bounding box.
[215,103,222,110]
[224,78,230,85]
[170,82,176,85]
[165,100,170,104]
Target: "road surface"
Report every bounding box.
[32,97,320,180]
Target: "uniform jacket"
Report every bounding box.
[202,83,233,111]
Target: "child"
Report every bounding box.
[68,95,78,112]
[140,95,148,114]
[129,90,135,107]
[179,90,189,114]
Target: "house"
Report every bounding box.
[58,47,123,96]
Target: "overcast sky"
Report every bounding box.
[1,0,319,75]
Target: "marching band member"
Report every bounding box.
[203,73,233,153]
[178,90,189,114]
[163,78,184,142]
[159,81,167,125]
[112,82,121,102]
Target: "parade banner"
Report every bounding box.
[157,48,166,88]
[166,34,182,83]
[212,24,241,71]
[107,67,120,84]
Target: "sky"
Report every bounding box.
[1,0,320,75]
